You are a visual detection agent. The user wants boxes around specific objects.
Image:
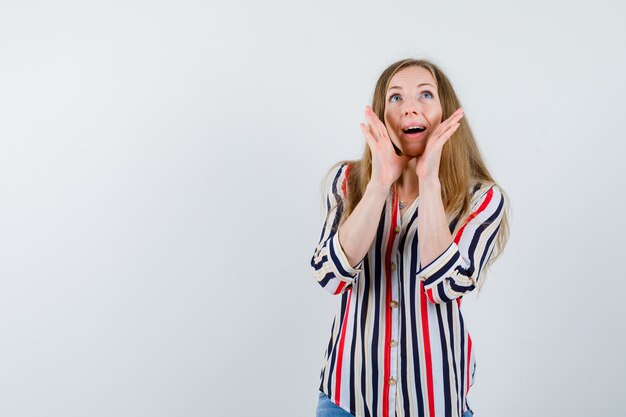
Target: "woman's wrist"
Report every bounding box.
[366,180,392,199]
[418,176,441,188]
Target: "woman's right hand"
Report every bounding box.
[359,106,410,190]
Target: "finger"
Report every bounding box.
[364,108,382,138]
[426,122,459,151]
[444,108,464,124]
[363,107,381,139]
[437,123,461,145]
[450,107,464,116]
[360,122,376,143]
[364,114,400,157]
[438,108,464,130]
[360,123,378,152]
[365,120,380,143]
[362,109,380,136]
[365,107,389,141]
[432,109,464,139]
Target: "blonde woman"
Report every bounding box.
[311,58,510,417]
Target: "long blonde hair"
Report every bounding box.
[324,58,510,293]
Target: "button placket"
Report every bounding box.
[388,228,401,412]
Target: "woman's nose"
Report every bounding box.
[404,103,420,116]
[402,99,421,115]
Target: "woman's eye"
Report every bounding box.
[422,91,434,99]
[389,94,401,103]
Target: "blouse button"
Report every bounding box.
[388,378,396,386]
[390,300,399,308]
[390,262,397,272]
[394,226,400,234]
[390,339,398,347]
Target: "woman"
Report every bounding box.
[311,58,510,417]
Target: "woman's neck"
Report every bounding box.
[396,159,419,196]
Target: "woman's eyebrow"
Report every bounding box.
[388,83,436,91]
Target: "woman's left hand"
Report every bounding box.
[415,107,465,180]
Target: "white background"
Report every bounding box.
[1,1,624,416]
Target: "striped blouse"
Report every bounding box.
[311,162,506,417]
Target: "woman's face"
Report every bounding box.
[383,66,443,157]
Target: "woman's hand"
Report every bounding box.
[415,107,465,180]
[360,106,410,189]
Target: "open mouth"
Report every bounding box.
[402,126,426,135]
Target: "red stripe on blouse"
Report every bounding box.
[426,287,435,303]
[454,188,493,244]
[334,287,353,404]
[466,334,473,395]
[334,281,346,295]
[420,280,436,417]
[382,188,399,417]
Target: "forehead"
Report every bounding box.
[388,66,437,90]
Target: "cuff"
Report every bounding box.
[328,233,363,281]
[417,242,462,287]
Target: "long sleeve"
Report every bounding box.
[311,163,364,295]
[417,184,506,304]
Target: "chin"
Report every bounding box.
[400,143,426,158]
[404,151,421,158]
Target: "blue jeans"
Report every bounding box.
[316,391,474,417]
